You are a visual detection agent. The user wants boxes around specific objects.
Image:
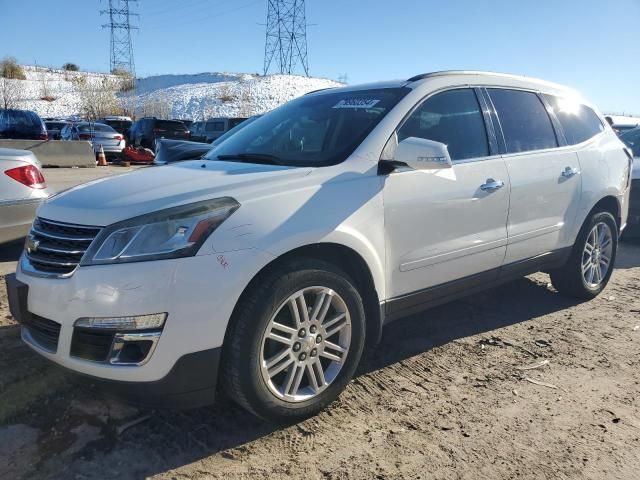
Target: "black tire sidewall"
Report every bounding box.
[228,261,366,421]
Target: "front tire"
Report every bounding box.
[550,210,618,299]
[222,259,366,423]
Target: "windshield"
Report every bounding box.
[621,128,640,157]
[204,87,409,166]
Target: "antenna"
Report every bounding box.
[101,0,139,77]
[263,0,309,76]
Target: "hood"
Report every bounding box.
[39,160,312,226]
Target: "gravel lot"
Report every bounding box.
[0,238,638,479]
[1,167,638,479]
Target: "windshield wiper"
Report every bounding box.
[216,153,283,165]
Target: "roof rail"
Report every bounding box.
[406,73,435,82]
[304,87,336,95]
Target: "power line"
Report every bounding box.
[101,0,138,77]
[263,0,309,76]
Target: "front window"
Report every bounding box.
[204,87,409,167]
[397,88,489,161]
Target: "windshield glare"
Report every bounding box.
[204,87,409,166]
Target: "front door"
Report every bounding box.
[486,88,582,263]
[383,88,510,317]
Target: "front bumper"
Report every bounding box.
[61,346,221,409]
[8,248,273,400]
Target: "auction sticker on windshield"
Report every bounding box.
[333,98,381,109]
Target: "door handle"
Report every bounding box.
[480,178,505,192]
[561,166,579,178]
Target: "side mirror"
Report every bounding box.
[394,137,452,170]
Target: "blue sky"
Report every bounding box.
[1,0,638,113]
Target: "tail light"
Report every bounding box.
[4,165,47,189]
[38,132,48,140]
[79,133,92,140]
[114,134,123,141]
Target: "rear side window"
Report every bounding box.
[8,110,41,128]
[542,94,604,145]
[155,120,187,131]
[488,89,558,154]
[205,121,225,132]
[397,88,489,161]
[78,123,115,132]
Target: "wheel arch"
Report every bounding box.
[590,195,621,232]
[230,242,384,350]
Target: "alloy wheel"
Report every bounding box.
[259,286,352,402]
[582,221,613,288]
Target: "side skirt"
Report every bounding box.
[383,248,571,323]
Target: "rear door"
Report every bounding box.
[486,88,582,263]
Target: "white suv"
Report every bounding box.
[6,71,632,422]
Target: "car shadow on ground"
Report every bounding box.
[616,238,640,269]
[360,275,579,375]
[48,275,582,478]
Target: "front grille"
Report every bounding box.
[24,314,61,352]
[71,328,114,362]
[26,217,101,276]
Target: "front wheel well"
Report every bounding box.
[234,243,382,351]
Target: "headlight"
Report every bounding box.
[81,197,240,265]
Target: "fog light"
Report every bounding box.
[74,313,167,330]
[109,331,161,366]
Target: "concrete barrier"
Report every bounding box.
[0,140,95,167]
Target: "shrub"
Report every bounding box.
[62,63,79,72]
[1,57,26,80]
[112,68,135,91]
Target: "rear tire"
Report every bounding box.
[222,258,366,423]
[550,210,618,299]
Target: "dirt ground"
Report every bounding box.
[1,240,639,480]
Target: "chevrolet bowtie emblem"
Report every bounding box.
[26,235,40,253]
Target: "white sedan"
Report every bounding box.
[0,148,51,244]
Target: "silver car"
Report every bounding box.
[60,122,126,159]
[0,148,50,244]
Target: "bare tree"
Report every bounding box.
[139,92,172,119]
[72,76,121,120]
[237,82,254,117]
[0,77,23,109]
[34,62,55,101]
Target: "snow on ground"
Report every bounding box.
[4,66,342,120]
[4,66,121,118]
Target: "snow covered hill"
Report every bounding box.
[3,66,342,120]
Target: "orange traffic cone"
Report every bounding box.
[96,144,107,166]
